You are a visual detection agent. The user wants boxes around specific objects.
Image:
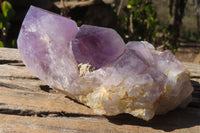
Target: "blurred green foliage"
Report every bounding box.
[118,0,177,51]
[120,0,158,43]
[0,0,192,51]
[0,0,15,48]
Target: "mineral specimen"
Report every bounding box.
[17,6,193,121]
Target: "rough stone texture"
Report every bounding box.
[17,6,193,121]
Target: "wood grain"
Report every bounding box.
[0,48,200,133]
[183,62,200,78]
[0,107,200,133]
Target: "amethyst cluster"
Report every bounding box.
[17,6,193,120]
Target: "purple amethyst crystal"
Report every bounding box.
[17,6,193,121]
[72,25,125,69]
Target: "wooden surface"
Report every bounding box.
[0,47,200,133]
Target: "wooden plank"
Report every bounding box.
[0,47,22,62]
[0,108,200,133]
[0,59,93,114]
[0,86,93,114]
[0,48,200,132]
[183,62,200,78]
[0,64,34,78]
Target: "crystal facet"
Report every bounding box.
[17,6,193,121]
[72,24,125,69]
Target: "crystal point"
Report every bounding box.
[72,24,125,69]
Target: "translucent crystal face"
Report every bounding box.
[72,25,125,69]
[17,6,193,121]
